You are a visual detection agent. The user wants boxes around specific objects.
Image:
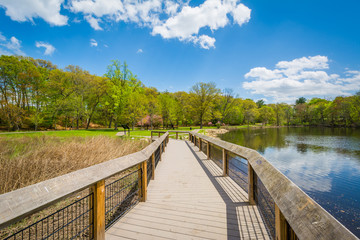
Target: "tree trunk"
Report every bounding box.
[114,122,118,130]
[108,116,113,128]
[150,115,153,130]
[86,116,91,129]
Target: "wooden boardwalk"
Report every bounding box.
[106,139,271,240]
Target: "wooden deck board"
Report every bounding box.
[106,139,271,240]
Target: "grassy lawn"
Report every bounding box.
[0,126,220,139]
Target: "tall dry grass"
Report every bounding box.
[0,136,149,194]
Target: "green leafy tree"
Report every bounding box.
[256,99,265,108]
[189,82,220,128]
[295,97,307,105]
[259,106,275,126]
[218,88,237,124]
[144,87,160,130]
[242,99,258,126]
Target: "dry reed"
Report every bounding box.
[0,135,149,194]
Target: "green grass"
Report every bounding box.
[0,126,221,139]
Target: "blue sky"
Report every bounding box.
[0,0,359,103]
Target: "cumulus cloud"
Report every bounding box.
[0,0,68,26]
[191,35,216,50]
[35,41,56,55]
[84,15,103,30]
[152,0,251,48]
[0,35,25,56]
[137,48,143,53]
[243,56,360,103]
[69,0,251,49]
[0,0,251,49]
[70,0,162,27]
[90,39,98,47]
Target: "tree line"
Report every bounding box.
[0,55,359,131]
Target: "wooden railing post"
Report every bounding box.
[91,180,105,240]
[176,132,178,139]
[151,153,155,180]
[207,141,210,159]
[140,161,147,202]
[158,132,160,137]
[248,164,256,205]
[222,149,228,176]
[199,138,202,151]
[151,131,153,141]
[275,204,287,240]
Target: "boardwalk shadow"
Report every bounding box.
[185,141,269,240]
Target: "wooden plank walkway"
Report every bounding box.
[106,139,271,240]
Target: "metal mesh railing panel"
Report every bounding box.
[254,174,275,239]
[3,193,94,240]
[105,168,140,229]
[227,152,248,193]
[155,147,160,167]
[200,141,207,155]
[209,144,223,170]
[147,157,152,186]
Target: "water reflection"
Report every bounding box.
[220,127,360,237]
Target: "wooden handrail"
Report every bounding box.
[0,129,357,240]
[0,132,169,230]
[189,131,358,240]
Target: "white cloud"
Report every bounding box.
[0,32,6,41]
[69,0,251,49]
[191,35,216,50]
[73,18,81,23]
[243,56,360,103]
[245,67,283,80]
[90,39,98,47]
[231,3,251,26]
[151,0,250,49]
[85,15,103,30]
[1,0,251,49]
[0,36,25,56]
[164,0,179,16]
[137,48,143,53]
[35,41,56,55]
[0,0,68,26]
[70,0,162,27]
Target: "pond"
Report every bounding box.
[219,127,360,238]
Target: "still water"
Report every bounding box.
[219,127,360,237]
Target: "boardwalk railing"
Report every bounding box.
[0,129,358,240]
[188,130,357,240]
[0,133,169,240]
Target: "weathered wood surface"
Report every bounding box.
[0,133,169,229]
[106,139,270,240]
[190,131,358,240]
